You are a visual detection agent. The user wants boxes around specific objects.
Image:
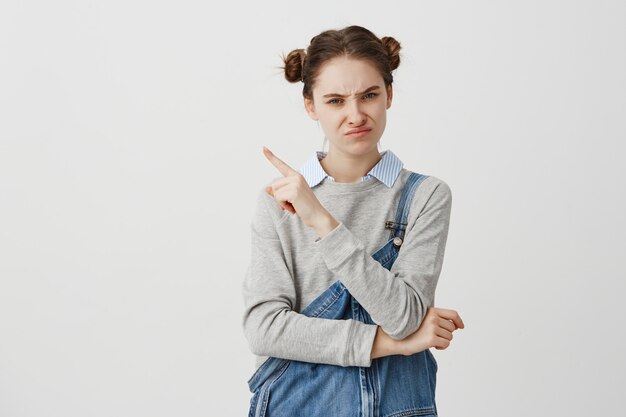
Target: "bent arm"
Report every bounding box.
[241,188,379,367]
[313,179,452,340]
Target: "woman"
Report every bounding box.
[241,25,465,417]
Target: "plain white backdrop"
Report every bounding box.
[1,0,625,416]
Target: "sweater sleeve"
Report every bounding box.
[313,179,452,341]
[241,187,379,367]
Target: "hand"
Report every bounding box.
[262,146,338,234]
[398,307,465,356]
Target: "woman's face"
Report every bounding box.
[304,56,392,157]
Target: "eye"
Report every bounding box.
[326,93,378,105]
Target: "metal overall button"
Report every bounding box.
[393,237,403,247]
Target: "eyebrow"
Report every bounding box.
[322,85,381,98]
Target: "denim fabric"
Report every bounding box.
[247,172,438,417]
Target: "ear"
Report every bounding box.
[386,84,393,109]
[304,97,319,121]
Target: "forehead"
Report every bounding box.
[313,56,383,95]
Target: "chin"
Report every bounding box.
[347,142,380,155]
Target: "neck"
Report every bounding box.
[320,146,382,183]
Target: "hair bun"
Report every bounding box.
[282,48,307,83]
[381,36,401,71]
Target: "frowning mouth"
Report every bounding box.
[346,127,372,136]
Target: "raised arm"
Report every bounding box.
[313,179,452,341]
[241,188,380,367]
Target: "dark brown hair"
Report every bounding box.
[280,25,402,101]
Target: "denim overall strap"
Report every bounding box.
[385,171,429,242]
[246,281,351,393]
[247,171,438,417]
[369,172,428,272]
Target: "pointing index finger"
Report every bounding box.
[263,146,297,177]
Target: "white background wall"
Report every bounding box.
[1,1,624,416]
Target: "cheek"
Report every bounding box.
[374,105,387,121]
[320,112,342,127]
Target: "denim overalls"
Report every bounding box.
[247,172,438,417]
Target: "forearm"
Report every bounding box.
[243,306,379,367]
[313,182,452,341]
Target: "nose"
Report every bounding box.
[347,99,366,125]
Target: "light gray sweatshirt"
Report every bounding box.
[241,168,452,374]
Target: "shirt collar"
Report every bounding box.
[298,149,404,188]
